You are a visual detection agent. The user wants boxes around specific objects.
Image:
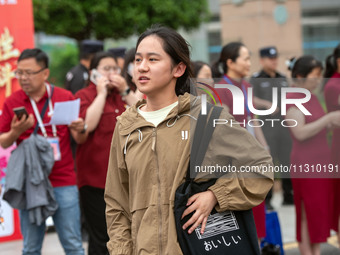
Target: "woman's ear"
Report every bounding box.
[173,62,186,78]
[226,59,233,70]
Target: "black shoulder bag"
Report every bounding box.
[174,104,260,255]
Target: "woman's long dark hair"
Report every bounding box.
[324,44,340,78]
[211,42,245,78]
[288,55,322,79]
[122,48,137,91]
[136,25,193,96]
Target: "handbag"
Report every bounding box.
[174,104,260,255]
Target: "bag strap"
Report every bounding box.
[33,85,54,135]
[186,104,223,181]
[195,105,222,167]
[190,103,212,163]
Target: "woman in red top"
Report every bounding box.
[212,42,269,240]
[285,55,340,255]
[74,52,140,254]
[324,44,340,243]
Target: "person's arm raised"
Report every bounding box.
[85,76,108,133]
[286,107,340,141]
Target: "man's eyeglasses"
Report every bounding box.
[99,66,121,74]
[14,67,46,78]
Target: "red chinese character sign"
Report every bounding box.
[0,0,34,111]
[0,28,20,100]
[0,0,35,242]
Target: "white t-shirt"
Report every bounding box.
[137,101,178,127]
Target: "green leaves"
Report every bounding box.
[33,0,209,41]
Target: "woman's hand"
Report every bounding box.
[109,74,129,94]
[181,190,217,235]
[96,76,109,96]
[327,110,340,129]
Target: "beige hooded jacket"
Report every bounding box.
[105,93,273,255]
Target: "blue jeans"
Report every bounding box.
[20,185,84,255]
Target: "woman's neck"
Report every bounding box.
[226,71,243,82]
[142,92,178,112]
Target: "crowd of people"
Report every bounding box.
[0,25,339,255]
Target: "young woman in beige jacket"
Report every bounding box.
[104,25,274,255]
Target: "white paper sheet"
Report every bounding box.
[48,99,80,125]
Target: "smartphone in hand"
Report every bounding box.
[13,106,28,120]
[90,69,103,85]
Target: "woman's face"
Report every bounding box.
[197,64,212,79]
[228,46,251,78]
[134,35,179,96]
[302,67,322,91]
[96,57,120,78]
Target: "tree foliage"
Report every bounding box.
[33,0,209,40]
[46,44,78,87]
[48,44,79,87]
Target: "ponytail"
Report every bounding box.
[324,44,340,78]
[324,54,337,78]
[286,57,297,72]
[211,60,225,78]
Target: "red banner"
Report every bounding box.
[0,0,35,242]
[0,0,35,112]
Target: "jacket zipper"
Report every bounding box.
[152,128,163,254]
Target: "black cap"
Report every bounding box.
[108,47,126,58]
[259,46,278,58]
[81,40,104,54]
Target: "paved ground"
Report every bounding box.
[1,184,339,254]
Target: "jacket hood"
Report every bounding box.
[118,92,200,135]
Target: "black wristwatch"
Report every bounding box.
[120,87,131,97]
